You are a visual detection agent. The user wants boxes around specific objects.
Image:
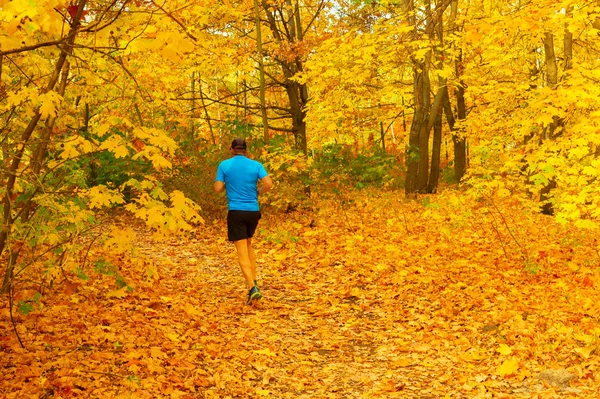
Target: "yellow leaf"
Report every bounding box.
[106,286,129,299]
[536,113,554,126]
[256,389,271,396]
[393,357,413,367]
[496,344,512,355]
[95,123,111,137]
[497,188,511,198]
[85,185,125,209]
[38,91,61,119]
[165,332,180,342]
[183,303,200,317]
[150,347,166,359]
[461,350,487,363]
[496,358,519,377]
[273,253,287,261]
[254,348,277,357]
[574,346,597,359]
[99,134,130,158]
[145,262,159,282]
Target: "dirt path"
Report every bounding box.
[2,195,599,398]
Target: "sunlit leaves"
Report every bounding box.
[82,185,125,209]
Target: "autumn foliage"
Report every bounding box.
[1,0,600,397]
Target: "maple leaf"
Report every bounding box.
[496,359,519,377]
[106,286,129,299]
[38,91,61,119]
[84,185,125,209]
[496,344,512,355]
[254,348,277,357]
[99,134,131,158]
[574,346,597,359]
[95,123,111,137]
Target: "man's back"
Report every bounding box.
[216,155,267,211]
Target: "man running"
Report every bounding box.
[214,138,273,304]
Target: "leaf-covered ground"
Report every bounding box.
[1,191,600,398]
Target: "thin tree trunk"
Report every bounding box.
[426,3,448,192]
[564,7,573,72]
[263,1,309,156]
[543,33,558,143]
[254,0,269,143]
[454,77,467,181]
[405,63,427,195]
[215,76,222,142]
[134,104,143,126]
[416,75,431,192]
[198,77,216,145]
[191,71,196,142]
[447,0,466,181]
[427,106,443,193]
[380,121,385,153]
[539,33,559,215]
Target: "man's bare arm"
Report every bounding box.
[258,176,273,195]
[214,181,225,193]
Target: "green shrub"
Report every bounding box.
[311,144,400,189]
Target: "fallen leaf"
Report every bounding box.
[106,286,128,298]
[496,344,512,355]
[497,359,519,377]
[574,346,597,359]
[254,348,277,357]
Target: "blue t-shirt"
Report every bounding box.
[215,155,268,211]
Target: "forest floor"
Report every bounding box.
[1,190,600,398]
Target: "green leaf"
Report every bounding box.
[17,301,35,316]
[76,268,90,281]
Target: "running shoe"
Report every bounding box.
[247,286,262,305]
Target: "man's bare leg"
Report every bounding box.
[247,238,257,283]
[234,239,254,289]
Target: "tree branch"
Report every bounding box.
[151,0,198,42]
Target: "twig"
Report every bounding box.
[486,212,509,260]
[396,198,411,234]
[487,194,527,263]
[8,283,25,348]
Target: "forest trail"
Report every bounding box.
[2,193,600,398]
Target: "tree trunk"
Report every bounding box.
[404,0,451,193]
[454,76,467,181]
[427,107,443,193]
[539,31,564,215]
[191,71,196,141]
[263,0,310,156]
[254,0,269,143]
[564,7,573,72]
[380,121,386,153]
[284,81,308,156]
[405,62,428,195]
[416,61,431,192]
[543,33,558,142]
[451,0,466,181]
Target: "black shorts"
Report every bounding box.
[227,211,261,242]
